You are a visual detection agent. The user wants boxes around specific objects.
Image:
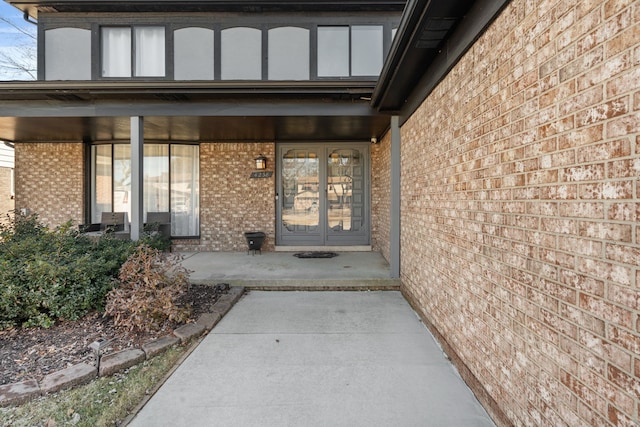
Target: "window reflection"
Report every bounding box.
[281,150,319,232]
[328,149,363,232]
[91,144,200,237]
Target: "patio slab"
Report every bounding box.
[180,251,400,290]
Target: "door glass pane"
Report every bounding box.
[221,27,262,80]
[135,26,165,77]
[91,145,112,223]
[171,145,200,236]
[113,144,131,220]
[317,26,349,77]
[144,144,169,217]
[328,148,364,232]
[351,25,383,76]
[102,27,131,77]
[268,27,309,80]
[281,149,319,232]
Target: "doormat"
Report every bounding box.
[293,251,339,259]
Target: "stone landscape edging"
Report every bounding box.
[0,286,245,407]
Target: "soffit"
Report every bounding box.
[0,82,388,142]
[371,0,512,118]
[0,115,389,142]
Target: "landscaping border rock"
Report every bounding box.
[0,286,245,407]
[40,363,97,395]
[142,336,181,359]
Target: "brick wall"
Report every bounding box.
[14,143,84,228]
[371,132,391,260]
[0,167,14,218]
[173,142,276,252]
[399,0,640,425]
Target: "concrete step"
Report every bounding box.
[226,278,401,291]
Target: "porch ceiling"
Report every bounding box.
[0,115,388,142]
[0,81,388,142]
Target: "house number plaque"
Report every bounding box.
[250,171,273,178]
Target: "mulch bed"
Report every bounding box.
[0,284,221,386]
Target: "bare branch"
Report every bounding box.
[0,16,37,79]
[0,16,36,40]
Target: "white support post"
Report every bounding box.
[130,116,144,241]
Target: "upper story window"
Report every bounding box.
[268,27,310,80]
[318,26,383,77]
[41,16,397,81]
[101,26,166,77]
[221,27,262,80]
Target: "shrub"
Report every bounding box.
[105,245,191,332]
[0,213,137,329]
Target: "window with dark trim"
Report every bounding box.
[91,144,200,237]
[101,26,166,77]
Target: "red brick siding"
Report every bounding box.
[173,142,276,252]
[399,0,640,425]
[14,143,84,228]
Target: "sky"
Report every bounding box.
[0,1,37,80]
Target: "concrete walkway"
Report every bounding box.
[128,291,495,427]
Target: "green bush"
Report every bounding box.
[0,213,137,329]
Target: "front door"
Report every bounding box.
[276,143,369,246]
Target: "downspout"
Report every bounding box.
[23,12,37,26]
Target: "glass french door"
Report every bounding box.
[276,143,369,246]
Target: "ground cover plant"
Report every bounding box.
[0,212,172,329]
[0,211,224,425]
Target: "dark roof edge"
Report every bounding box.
[370,0,426,111]
[0,80,377,95]
[6,0,407,18]
[372,0,512,121]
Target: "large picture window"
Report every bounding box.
[101,26,166,77]
[91,144,199,237]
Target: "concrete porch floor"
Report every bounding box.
[179,251,400,290]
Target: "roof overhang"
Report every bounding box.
[6,0,406,18]
[0,0,513,143]
[371,0,511,122]
[0,81,388,142]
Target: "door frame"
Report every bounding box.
[275,142,370,246]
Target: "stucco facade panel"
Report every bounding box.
[399,0,640,426]
[14,143,84,228]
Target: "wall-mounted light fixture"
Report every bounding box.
[255,154,267,170]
